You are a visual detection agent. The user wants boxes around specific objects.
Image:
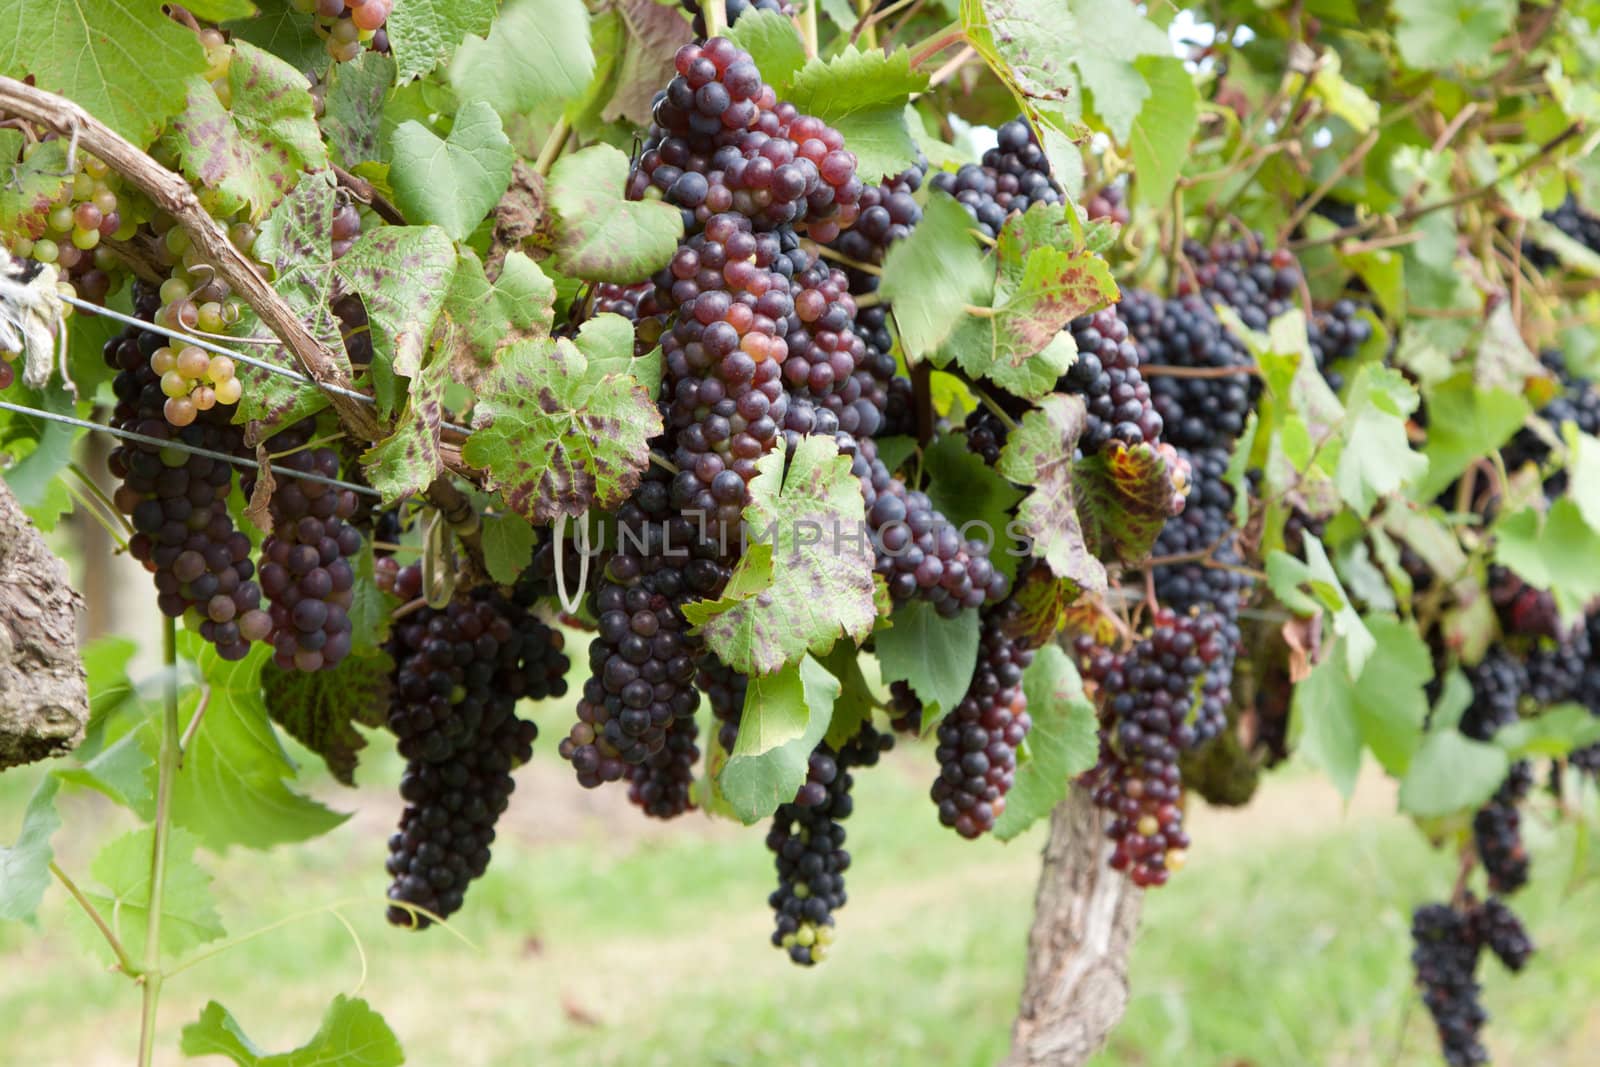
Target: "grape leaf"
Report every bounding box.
[224,0,330,77]
[879,192,991,361]
[259,655,391,787]
[0,0,206,148]
[362,350,451,503]
[945,208,1117,398]
[462,335,661,523]
[1494,704,1600,759]
[332,223,458,410]
[601,0,694,127]
[1331,364,1427,517]
[543,144,684,283]
[816,642,876,751]
[344,546,392,660]
[388,100,514,243]
[434,250,556,392]
[727,9,807,90]
[322,51,396,167]
[1393,0,1514,70]
[387,0,497,82]
[686,436,877,675]
[83,828,223,959]
[961,0,1076,103]
[481,513,536,585]
[1566,427,1600,534]
[1003,566,1078,651]
[184,0,256,18]
[1074,440,1173,568]
[993,645,1099,841]
[1398,731,1509,817]
[236,171,349,429]
[181,996,404,1067]
[922,433,1027,580]
[998,395,1104,593]
[1415,374,1529,502]
[0,777,61,924]
[1128,55,1200,208]
[873,601,980,725]
[1494,499,1600,622]
[1072,1,1172,139]
[574,313,662,399]
[162,41,329,219]
[1289,642,1361,798]
[785,46,929,182]
[0,381,82,531]
[155,638,348,851]
[719,655,838,824]
[0,136,72,240]
[449,0,595,122]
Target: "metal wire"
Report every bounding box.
[59,293,474,437]
[0,398,383,498]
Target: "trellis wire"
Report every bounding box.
[58,292,474,436]
[0,398,382,498]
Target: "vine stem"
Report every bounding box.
[137,617,181,1067]
[50,862,139,976]
[908,21,964,69]
[533,115,572,178]
[801,0,820,60]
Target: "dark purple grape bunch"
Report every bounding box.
[929,613,1034,838]
[244,425,362,673]
[1148,446,1253,617]
[782,250,883,437]
[768,722,892,965]
[1123,289,1254,452]
[698,653,749,754]
[1474,761,1532,895]
[1411,902,1489,1066]
[104,307,269,662]
[1060,305,1163,454]
[628,38,863,242]
[680,0,796,40]
[929,118,1062,240]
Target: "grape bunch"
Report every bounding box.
[6,142,134,308]
[1470,896,1535,972]
[781,250,880,437]
[1525,195,1600,270]
[628,711,701,819]
[1474,760,1531,895]
[1122,289,1255,452]
[243,425,364,673]
[927,613,1035,838]
[289,0,393,61]
[1085,182,1130,225]
[1146,446,1251,616]
[104,302,269,661]
[1500,350,1600,493]
[679,0,795,40]
[698,652,749,755]
[1411,902,1489,1066]
[628,38,863,243]
[1079,607,1236,886]
[1060,305,1163,454]
[559,474,728,787]
[1459,649,1528,741]
[383,572,569,928]
[767,722,892,965]
[147,341,242,427]
[929,118,1062,239]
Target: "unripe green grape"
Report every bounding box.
[207,355,236,382]
[214,376,243,406]
[160,276,190,306]
[198,301,225,333]
[70,226,100,250]
[32,238,59,264]
[165,227,190,256]
[48,205,73,233]
[12,237,34,258]
[161,369,190,398]
[72,172,95,199]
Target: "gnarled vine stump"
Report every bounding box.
[1005,786,1142,1067]
[0,477,87,768]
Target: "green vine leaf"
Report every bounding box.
[1398,731,1510,817]
[684,436,877,675]
[1393,0,1515,70]
[1331,364,1427,517]
[462,334,661,523]
[184,0,257,19]
[1415,374,1529,502]
[181,995,404,1067]
[1128,55,1200,208]
[1494,498,1600,623]
[259,653,392,787]
[873,601,981,726]
[786,46,929,182]
[998,395,1104,592]
[162,40,329,219]
[449,0,595,123]
[362,348,452,503]
[0,135,72,240]
[480,513,536,585]
[387,100,514,243]
[224,1,330,77]
[321,51,396,167]
[880,192,991,362]
[157,637,349,851]
[923,433,1027,580]
[386,0,497,82]
[0,777,62,924]
[718,655,838,824]
[544,143,684,283]
[993,645,1098,841]
[82,827,224,960]
[727,9,807,90]
[0,0,206,147]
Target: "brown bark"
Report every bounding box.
[0,478,87,768]
[1005,786,1142,1067]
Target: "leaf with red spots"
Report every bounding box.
[362,348,452,504]
[1075,439,1173,567]
[234,172,348,432]
[461,331,660,523]
[1000,563,1079,650]
[0,135,72,240]
[683,436,877,676]
[161,40,328,219]
[945,205,1118,399]
[542,144,683,283]
[434,249,556,394]
[331,224,457,414]
[997,394,1104,592]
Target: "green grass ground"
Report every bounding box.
[2,712,1597,1067]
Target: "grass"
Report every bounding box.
[2,712,1598,1067]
